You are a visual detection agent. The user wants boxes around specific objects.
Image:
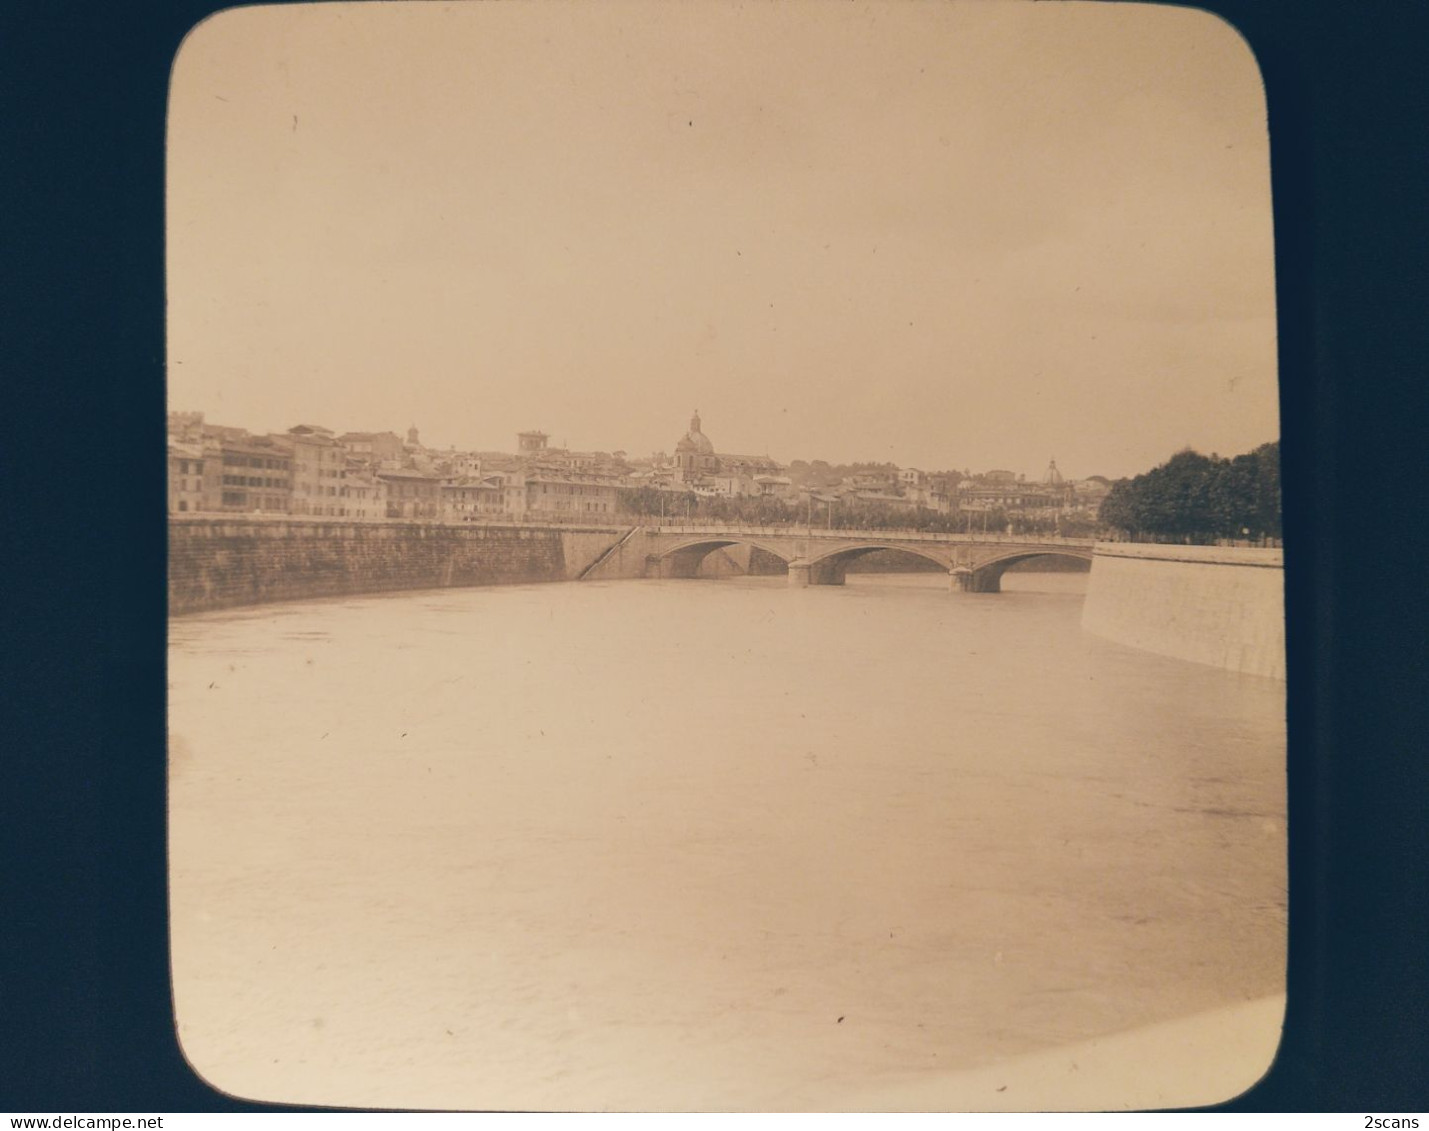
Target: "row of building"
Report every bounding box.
[167,410,1111,521]
[655,411,1110,513]
[167,416,629,521]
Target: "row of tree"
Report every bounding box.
[615,487,1101,536]
[620,441,1283,542]
[1097,442,1281,542]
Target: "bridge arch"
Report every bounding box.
[636,527,1097,589]
[959,549,1095,593]
[804,543,953,585]
[651,537,792,579]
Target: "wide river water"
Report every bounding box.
[168,571,1286,1111]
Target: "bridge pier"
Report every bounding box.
[813,559,846,585]
[951,566,1000,593]
[788,558,848,587]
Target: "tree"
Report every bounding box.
[1208,454,1259,536]
[1098,479,1138,536]
[1251,441,1281,538]
[1056,512,1101,538]
[1097,441,1281,541]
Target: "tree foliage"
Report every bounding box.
[1098,442,1280,542]
[618,487,1076,536]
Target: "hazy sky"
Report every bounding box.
[168,0,1277,480]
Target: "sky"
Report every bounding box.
[167,0,1278,481]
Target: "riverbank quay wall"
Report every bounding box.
[168,516,646,615]
[1081,543,1285,679]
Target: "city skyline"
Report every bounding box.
[167,1,1278,482]
[168,400,1274,484]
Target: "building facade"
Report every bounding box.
[441,476,507,521]
[502,469,621,517]
[286,425,348,517]
[338,431,406,468]
[377,469,442,518]
[167,441,209,513]
[338,467,386,519]
[217,437,293,513]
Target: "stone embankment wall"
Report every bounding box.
[1081,543,1285,679]
[169,517,636,615]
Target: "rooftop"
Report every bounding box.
[375,468,443,481]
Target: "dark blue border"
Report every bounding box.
[3,0,1426,1113]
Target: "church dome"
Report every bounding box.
[676,410,715,455]
[1043,458,1064,487]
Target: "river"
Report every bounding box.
[168,571,1286,1111]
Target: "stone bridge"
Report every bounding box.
[166,515,1099,613]
[633,524,1096,592]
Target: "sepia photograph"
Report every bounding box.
[164,0,1286,1112]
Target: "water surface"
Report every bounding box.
[168,572,1286,1110]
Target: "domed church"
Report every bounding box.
[674,410,720,481]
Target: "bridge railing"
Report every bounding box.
[637,521,1095,545]
[169,511,1096,545]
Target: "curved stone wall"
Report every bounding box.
[1081,543,1285,679]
